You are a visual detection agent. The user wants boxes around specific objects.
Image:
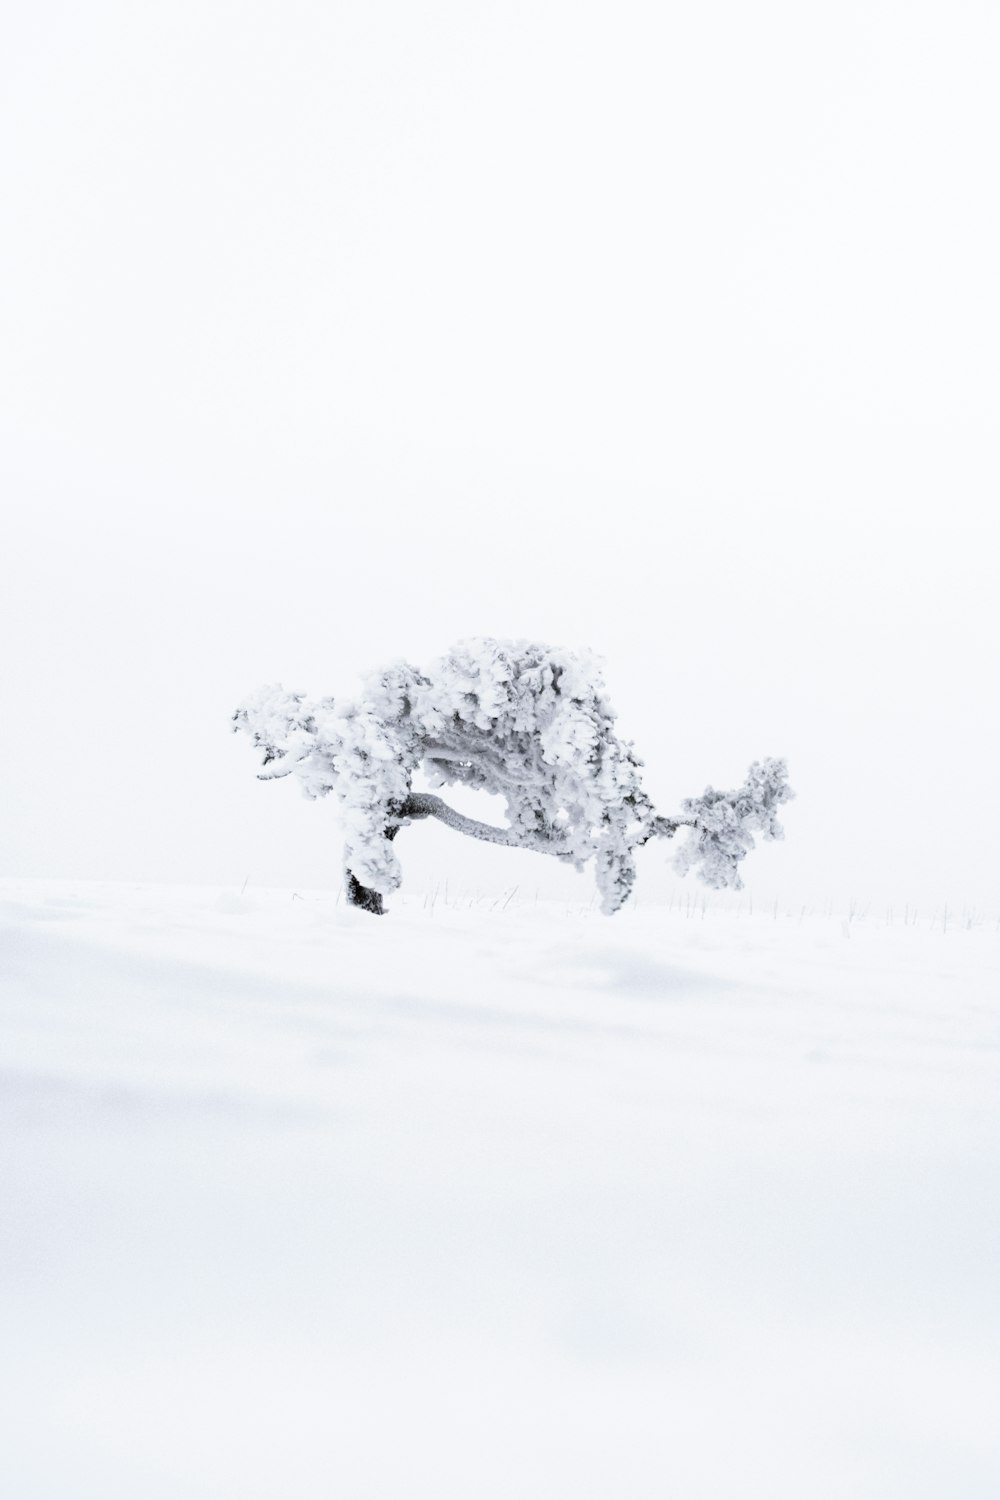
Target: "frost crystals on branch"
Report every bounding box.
[232,639,793,915]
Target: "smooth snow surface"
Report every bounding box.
[2,882,999,1499]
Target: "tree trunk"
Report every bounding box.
[344,870,386,914]
[344,822,401,914]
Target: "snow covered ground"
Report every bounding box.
[2,880,999,1499]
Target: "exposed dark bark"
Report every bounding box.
[344,871,386,914]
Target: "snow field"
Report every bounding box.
[1,881,998,1498]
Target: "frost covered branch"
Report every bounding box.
[669,758,793,890]
[402,793,574,857]
[233,638,793,915]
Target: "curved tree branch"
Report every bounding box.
[399,793,572,856]
[400,795,694,854]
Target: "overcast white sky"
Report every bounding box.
[2,0,997,914]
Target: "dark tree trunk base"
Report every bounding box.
[345,871,385,914]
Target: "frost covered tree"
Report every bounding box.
[233,638,793,915]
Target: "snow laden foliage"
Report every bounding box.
[671,757,794,891]
[233,639,793,914]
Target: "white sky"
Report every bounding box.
[2,0,997,914]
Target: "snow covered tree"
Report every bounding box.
[233,638,793,915]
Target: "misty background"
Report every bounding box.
[2,0,997,915]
